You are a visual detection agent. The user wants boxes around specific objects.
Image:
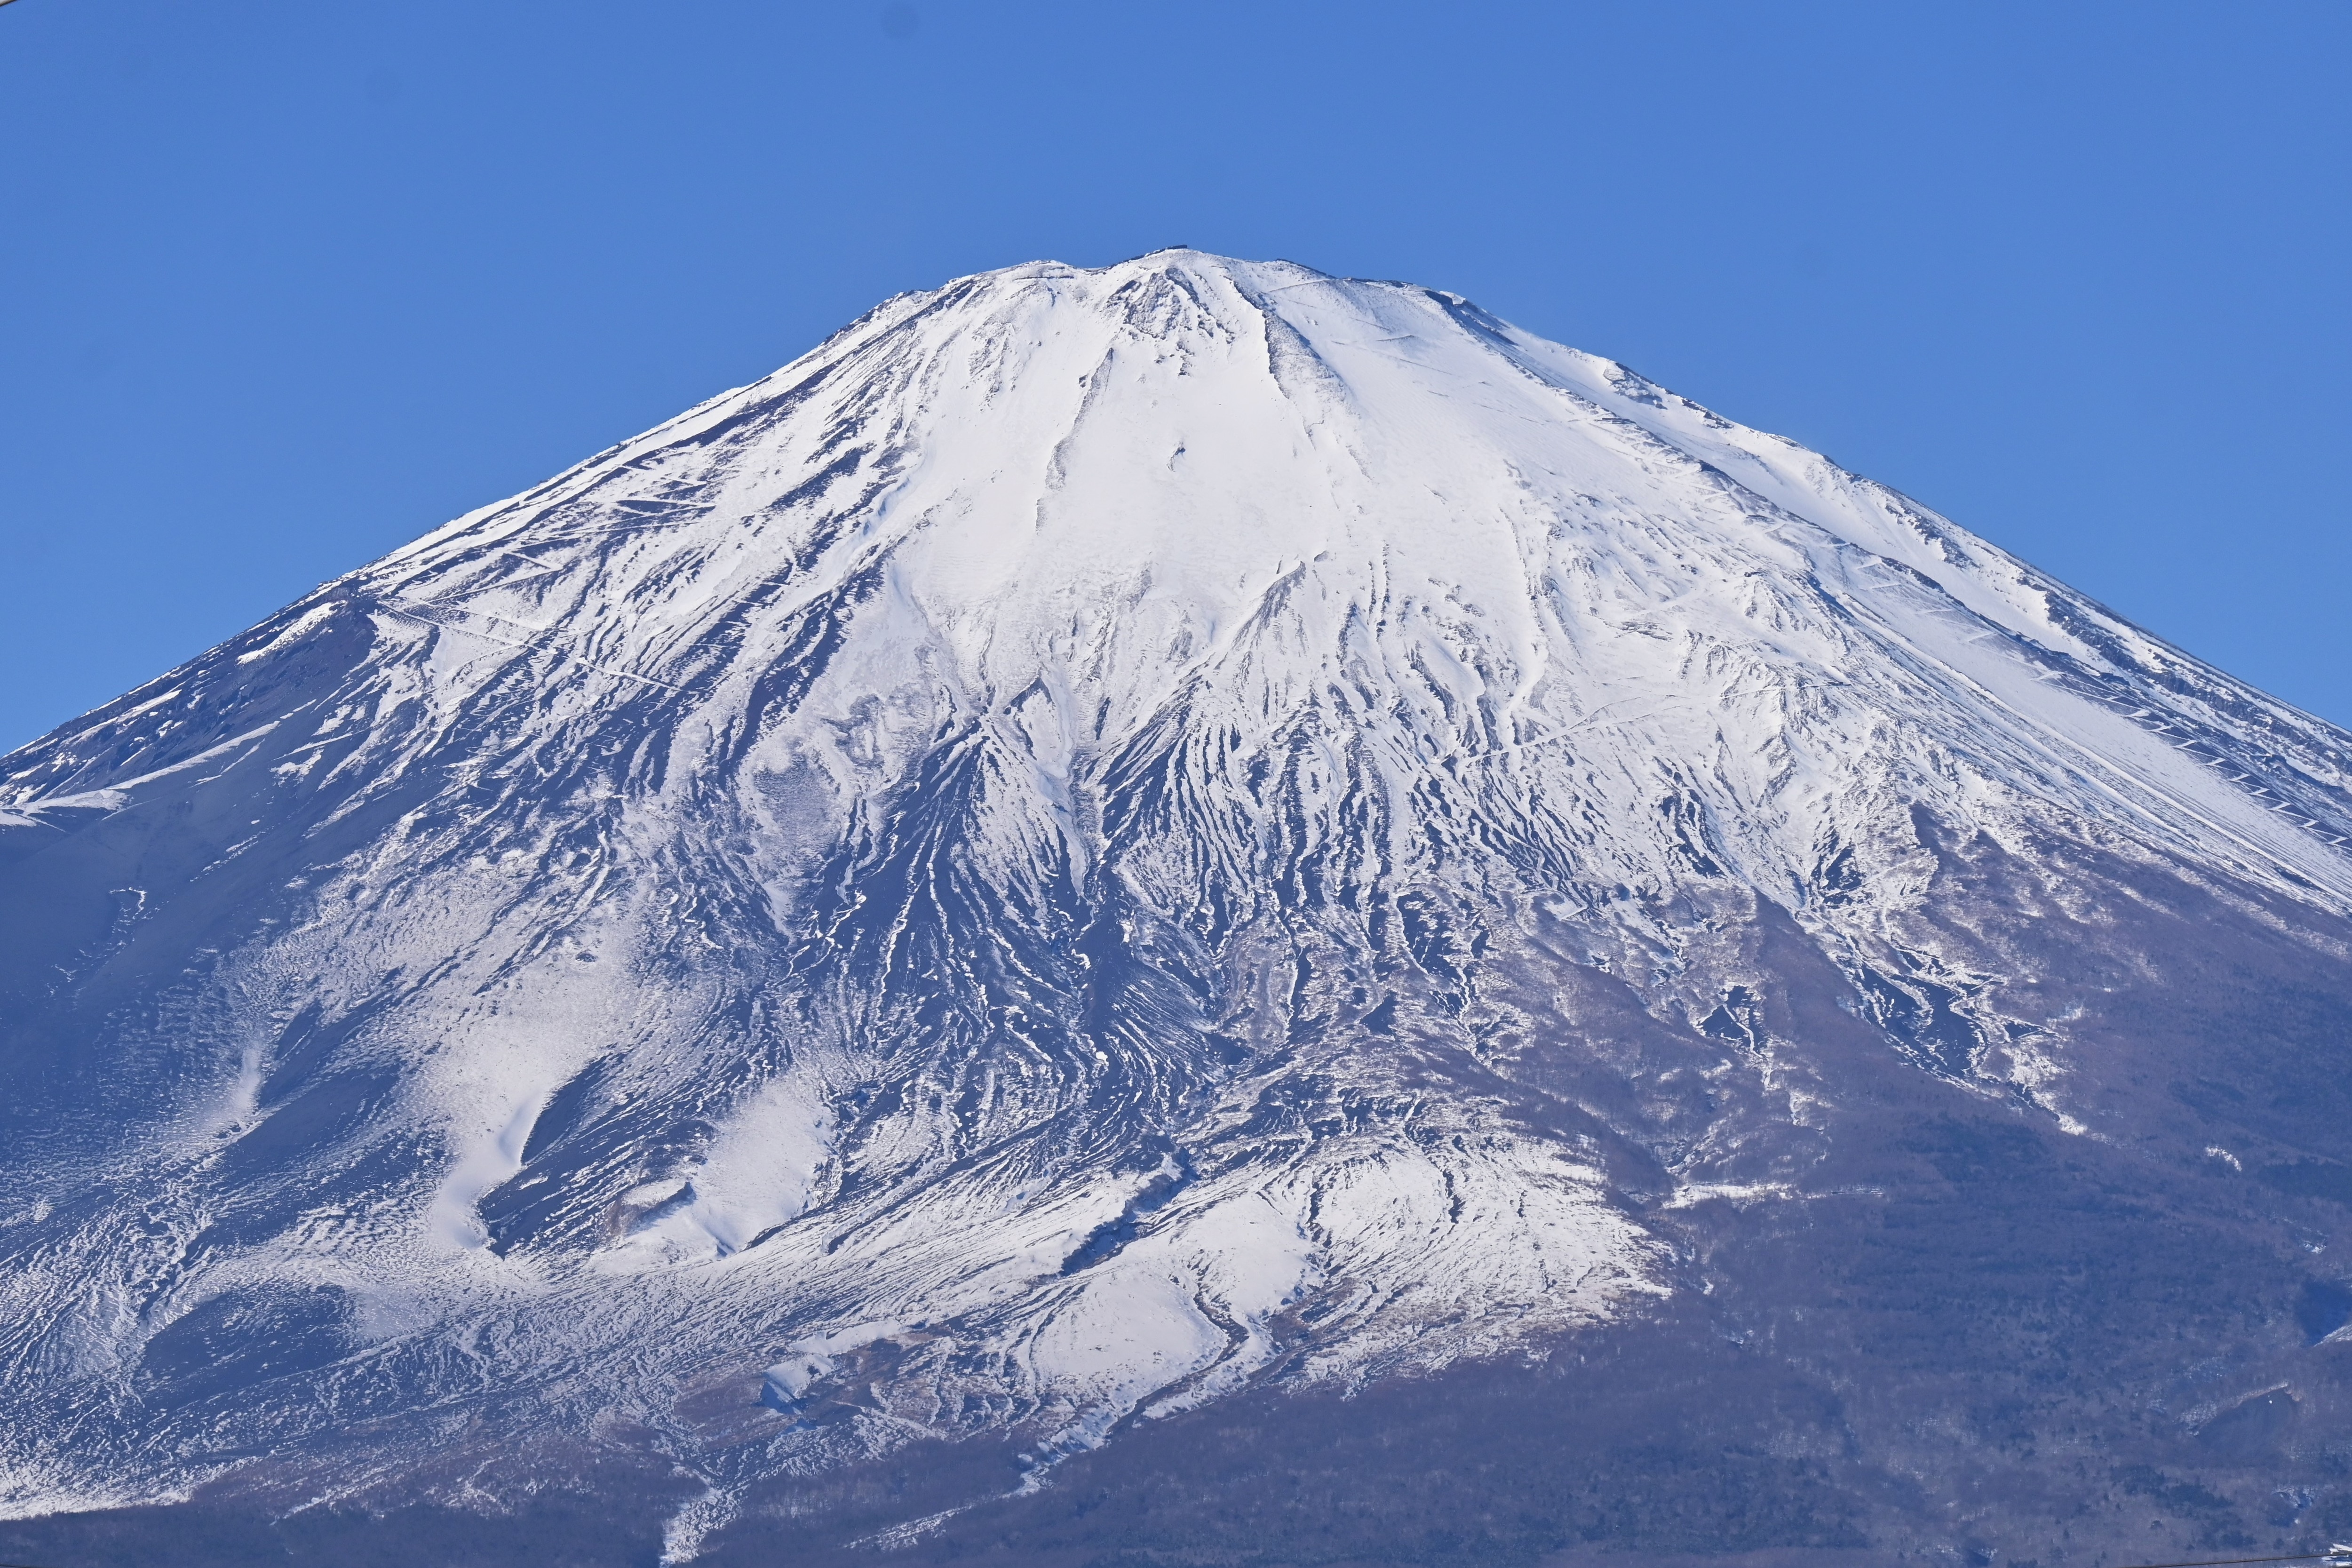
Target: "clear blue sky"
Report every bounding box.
[3,0,2346,751]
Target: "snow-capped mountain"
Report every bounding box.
[5,252,2351,1566]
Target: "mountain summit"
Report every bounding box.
[6,253,2352,1565]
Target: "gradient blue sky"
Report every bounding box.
[3,0,2346,751]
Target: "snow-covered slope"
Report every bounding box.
[4,252,2351,1559]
